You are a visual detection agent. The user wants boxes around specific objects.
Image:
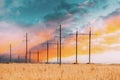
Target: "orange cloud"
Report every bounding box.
[36,15,120,62]
[1,15,120,63]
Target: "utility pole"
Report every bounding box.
[75,30,78,64]
[79,27,95,64]
[67,29,79,64]
[89,27,92,64]
[10,44,12,62]
[25,32,28,63]
[57,24,95,64]
[74,27,95,64]
[47,41,58,64]
[29,50,40,63]
[41,44,49,64]
[18,55,20,63]
[68,27,95,64]
[37,50,40,63]
[58,24,66,65]
[57,41,59,64]
[46,41,49,63]
[29,51,31,63]
[59,24,62,65]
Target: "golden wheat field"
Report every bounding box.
[0,63,120,80]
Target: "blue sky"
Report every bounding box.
[0,0,119,27]
[0,0,120,27]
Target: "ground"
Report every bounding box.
[0,63,120,80]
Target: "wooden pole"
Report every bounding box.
[18,55,20,63]
[25,32,28,63]
[75,30,78,64]
[10,44,12,62]
[29,51,31,63]
[69,27,95,64]
[89,28,92,64]
[46,41,49,63]
[57,41,59,64]
[37,50,40,63]
[59,24,62,65]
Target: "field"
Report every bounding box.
[0,63,120,80]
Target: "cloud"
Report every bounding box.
[0,21,27,54]
[0,0,119,28]
[0,20,58,59]
[50,50,120,64]
[43,0,120,32]
[0,0,5,8]
[103,8,120,19]
[43,0,80,22]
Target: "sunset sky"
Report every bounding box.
[0,0,120,64]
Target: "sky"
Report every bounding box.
[0,0,120,64]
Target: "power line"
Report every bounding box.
[30,50,41,63]
[47,41,58,64]
[78,27,96,64]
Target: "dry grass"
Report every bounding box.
[0,63,120,80]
